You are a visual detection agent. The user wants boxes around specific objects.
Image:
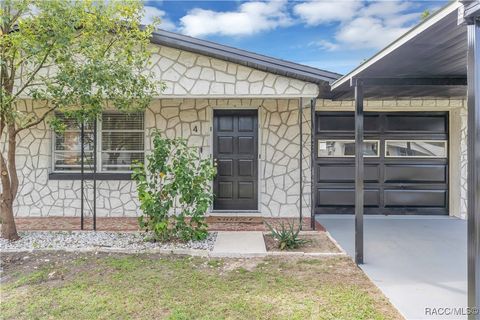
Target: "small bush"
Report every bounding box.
[132,131,216,242]
[265,221,308,250]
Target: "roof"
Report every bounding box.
[331,1,468,99]
[150,29,342,86]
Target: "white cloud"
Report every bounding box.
[142,6,176,31]
[336,16,410,49]
[179,0,293,37]
[297,0,423,50]
[308,40,339,51]
[293,1,362,25]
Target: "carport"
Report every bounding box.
[317,1,480,319]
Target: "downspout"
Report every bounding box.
[310,98,316,230]
[299,98,303,230]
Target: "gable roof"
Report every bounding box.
[150,29,341,86]
[330,1,467,99]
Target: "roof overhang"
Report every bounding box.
[150,29,341,88]
[331,1,469,100]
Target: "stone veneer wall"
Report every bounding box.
[10,98,311,218]
[147,45,318,97]
[7,97,469,219]
[317,98,468,219]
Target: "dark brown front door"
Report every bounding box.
[213,110,258,210]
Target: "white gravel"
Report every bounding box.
[0,231,217,252]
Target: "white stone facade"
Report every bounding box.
[149,45,319,98]
[5,43,469,219]
[11,98,311,218]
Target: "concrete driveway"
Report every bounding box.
[317,215,467,320]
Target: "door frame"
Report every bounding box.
[210,107,261,213]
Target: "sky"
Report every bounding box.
[142,0,447,75]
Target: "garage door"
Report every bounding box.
[314,112,449,215]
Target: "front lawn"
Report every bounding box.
[1,252,402,319]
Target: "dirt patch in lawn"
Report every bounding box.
[1,251,402,320]
[264,231,342,253]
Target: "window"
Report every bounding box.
[101,113,144,172]
[53,116,94,171]
[318,140,379,158]
[385,140,447,158]
[53,113,144,173]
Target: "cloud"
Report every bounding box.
[295,0,423,50]
[293,1,362,25]
[179,0,293,37]
[142,6,176,31]
[308,40,339,51]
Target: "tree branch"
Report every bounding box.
[8,41,56,102]
[15,102,59,134]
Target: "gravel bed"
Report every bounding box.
[0,231,217,252]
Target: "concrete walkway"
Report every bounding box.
[211,231,267,257]
[317,215,467,320]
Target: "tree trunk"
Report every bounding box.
[0,125,20,240]
[0,195,19,240]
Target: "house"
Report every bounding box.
[13,4,468,225]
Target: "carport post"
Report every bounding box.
[467,17,480,318]
[354,79,364,265]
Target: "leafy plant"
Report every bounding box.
[265,221,309,250]
[132,131,216,242]
[0,0,160,240]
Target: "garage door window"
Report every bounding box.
[318,140,379,157]
[385,140,447,158]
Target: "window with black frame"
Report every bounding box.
[385,140,447,158]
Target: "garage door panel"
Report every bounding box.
[315,111,449,215]
[317,189,379,207]
[384,164,447,183]
[317,114,380,133]
[385,115,447,133]
[317,164,379,183]
[384,190,447,208]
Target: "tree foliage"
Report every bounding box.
[0,0,160,240]
[132,132,216,242]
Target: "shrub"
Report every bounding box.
[132,131,216,242]
[265,221,308,250]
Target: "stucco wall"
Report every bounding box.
[11,98,311,218]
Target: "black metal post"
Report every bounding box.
[467,18,480,318]
[299,98,303,230]
[80,121,84,230]
[310,98,316,230]
[93,118,97,231]
[354,79,364,265]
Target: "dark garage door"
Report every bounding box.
[315,112,448,215]
[213,110,258,210]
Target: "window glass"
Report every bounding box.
[385,140,447,158]
[53,113,144,172]
[101,113,144,171]
[53,116,94,171]
[318,140,379,157]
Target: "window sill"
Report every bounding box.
[49,172,133,181]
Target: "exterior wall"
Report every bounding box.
[12,98,311,218]
[316,98,468,219]
[148,45,319,97]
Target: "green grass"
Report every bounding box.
[1,253,400,320]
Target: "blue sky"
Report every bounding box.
[143,1,447,75]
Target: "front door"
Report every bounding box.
[213,110,258,210]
